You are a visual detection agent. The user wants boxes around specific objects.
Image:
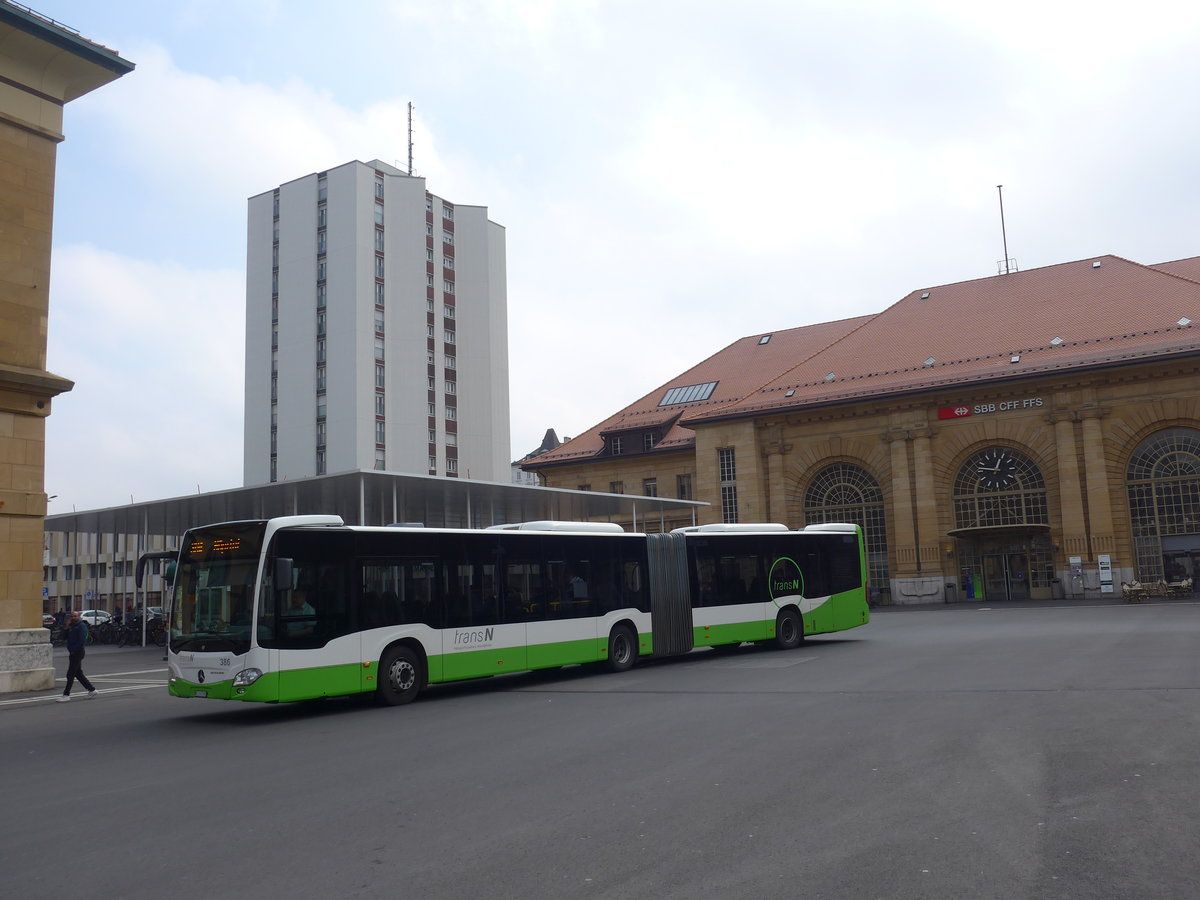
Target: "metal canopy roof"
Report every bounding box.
[44,470,706,540]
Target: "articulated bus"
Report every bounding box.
[152,516,869,706]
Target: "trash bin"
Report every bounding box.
[945,582,957,603]
[1051,578,1063,600]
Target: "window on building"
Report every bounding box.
[317,205,327,228]
[643,432,657,451]
[375,364,385,388]
[446,408,457,421]
[445,331,456,344]
[374,203,384,225]
[444,256,454,270]
[375,310,385,334]
[374,282,384,306]
[444,305,455,318]
[578,484,591,492]
[718,447,736,483]
[375,255,385,278]
[317,312,326,336]
[720,485,739,524]
[375,393,385,416]
[677,474,693,500]
[317,340,326,363]
[428,403,437,416]
[447,459,459,472]
[446,355,456,369]
[660,382,717,406]
[611,436,624,456]
[374,228,385,252]
[443,280,455,294]
[805,463,889,601]
[374,337,385,361]
[445,381,456,395]
[445,433,457,447]
[316,366,326,392]
[443,231,454,245]
[316,261,326,282]
[609,481,625,494]
[316,450,326,475]
[1126,427,1200,582]
[318,283,328,309]
[317,231,327,255]
[442,204,453,220]
[375,421,386,445]
[643,479,658,497]
[375,449,386,470]
[316,421,326,447]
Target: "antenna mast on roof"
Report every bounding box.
[996,184,1017,275]
[407,101,414,175]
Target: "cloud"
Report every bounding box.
[45,245,244,510]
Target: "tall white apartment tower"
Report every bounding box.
[244,160,510,485]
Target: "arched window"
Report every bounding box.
[953,448,1048,529]
[1125,428,1200,582]
[804,463,889,601]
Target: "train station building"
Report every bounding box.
[524,254,1200,606]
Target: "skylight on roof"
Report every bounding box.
[659,381,717,406]
[824,373,836,382]
[758,334,771,345]
[1179,317,1192,327]
[921,292,930,299]
[1051,337,1064,346]
[924,357,936,367]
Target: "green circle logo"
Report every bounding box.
[768,557,804,602]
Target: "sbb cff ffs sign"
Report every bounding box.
[938,397,1044,419]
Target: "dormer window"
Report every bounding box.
[610,436,624,455]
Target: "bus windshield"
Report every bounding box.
[170,521,267,655]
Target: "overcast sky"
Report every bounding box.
[40,0,1200,512]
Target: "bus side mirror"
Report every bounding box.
[136,551,178,589]
[274,558,294,593]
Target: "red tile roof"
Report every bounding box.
[1152,256,1200,282]
[526,255,1200,468]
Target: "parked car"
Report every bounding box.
[80,609,112,626]
[42,614,55,628]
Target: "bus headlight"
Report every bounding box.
[233,668,263,686]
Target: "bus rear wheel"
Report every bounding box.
[606,624,638,673]
[377,645,422,705]
[774,608,803,650]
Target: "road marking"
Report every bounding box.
[0,683,164,707]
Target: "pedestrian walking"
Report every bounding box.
[57,611,97,702]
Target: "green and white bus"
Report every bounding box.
[155,516,869,705]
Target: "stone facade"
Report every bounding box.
[0,5,132,691]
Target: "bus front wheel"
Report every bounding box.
[377,645,423,705]
[774,608,804,650]
[607,624,638,673]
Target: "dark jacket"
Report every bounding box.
[66,620,89,653]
